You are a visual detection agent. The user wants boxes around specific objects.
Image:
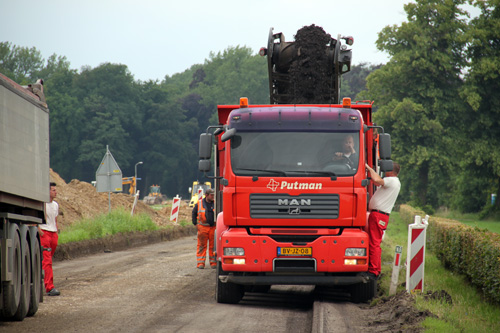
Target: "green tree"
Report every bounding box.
[69,63,140,181]
[341,63,382,100]
[365,0,469,208]
[44,67,83,181]
[456,0,500,213]
[137,83,198,196]
[0,42,44,84]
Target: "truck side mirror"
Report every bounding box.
[379,133,391,160]
[379,160,393,172]
[199,160,211,172]
[199,133,213,159]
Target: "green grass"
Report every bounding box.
[380,212,500,332]
[59,208,159,244]
[434,209,500,234]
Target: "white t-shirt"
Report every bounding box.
[41,200,59,232]
[369,177,401,214]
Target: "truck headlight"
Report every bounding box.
[223,247,245,256]
[345,248,366,257]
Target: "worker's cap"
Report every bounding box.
[206,188,215,195]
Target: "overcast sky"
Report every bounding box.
[1,0,412,82]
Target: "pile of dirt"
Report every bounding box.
[358,291,436,332]
[49,169,192,230]
[289,24,334,104]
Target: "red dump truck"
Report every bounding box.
[0,73,47,320]
[198,26,393,303]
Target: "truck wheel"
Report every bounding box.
[1,224,22,319]
[27,227,42,317]
[13,225,31,321]
[350,278,377,303]
[215,262,243,304]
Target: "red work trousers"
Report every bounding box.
[367,211,389,276]
[196,224,216,268]
[40,230,58,292]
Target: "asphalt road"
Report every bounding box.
[0,235,333,333]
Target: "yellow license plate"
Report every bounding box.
[278,247,312,256]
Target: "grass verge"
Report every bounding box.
[379,212,500,332]
[58,208,159,244]
[434,210,500,234]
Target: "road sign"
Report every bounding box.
[96,146,123,193]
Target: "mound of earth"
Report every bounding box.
[290,24,333,104]
[357,291,436,332]
[49,169,191,230]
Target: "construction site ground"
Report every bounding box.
[4,170,431,332]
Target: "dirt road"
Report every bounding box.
[0,236,315,332]
[0,235,426,332]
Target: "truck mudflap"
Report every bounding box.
[221,273,369,286]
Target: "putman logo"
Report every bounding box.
[267,179,323,192]
[267,179,280,191]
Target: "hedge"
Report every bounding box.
[399,204,500,304]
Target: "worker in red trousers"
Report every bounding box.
[365,162,401,279]
[39,182,61,296]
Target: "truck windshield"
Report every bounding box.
[230,132,359,177]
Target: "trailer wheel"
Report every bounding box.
[1,224,22,319]
[27,227,42,317]
[215,262,243,304]
[13,225,31,321]
[350,278,377,303]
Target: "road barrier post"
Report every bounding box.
[197,188,203,203]
[131,190,140,216]
[406,215,429,293]
[170,195,181,223]
[389,245,403,296]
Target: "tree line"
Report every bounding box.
[360,0,500,216]
[1,0,498,216]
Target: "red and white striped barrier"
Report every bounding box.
[170,195,181,223]
[406,215,429,293]
[197,188,203,203]
[389,245,403,296]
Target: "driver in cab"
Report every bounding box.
[333,134,357,170]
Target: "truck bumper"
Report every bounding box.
[221,273,369,286]
[219,227,369,274]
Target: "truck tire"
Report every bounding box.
[215,262,244,304]
[350,278,377,303]
[12,225,31,321]
[27,227,42,317]
[1,223,22,319]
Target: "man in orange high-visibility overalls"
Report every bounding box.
[192,188,216,269]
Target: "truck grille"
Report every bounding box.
[250,194,339,219]
[273,258,317,272]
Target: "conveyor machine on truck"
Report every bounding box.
[197,26,394,304]
[0,73,47,320]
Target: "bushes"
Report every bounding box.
[400,205,500,304]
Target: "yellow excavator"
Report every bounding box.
[122,176,137,195]
[143,184,163,205]
[188,181,211,207]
